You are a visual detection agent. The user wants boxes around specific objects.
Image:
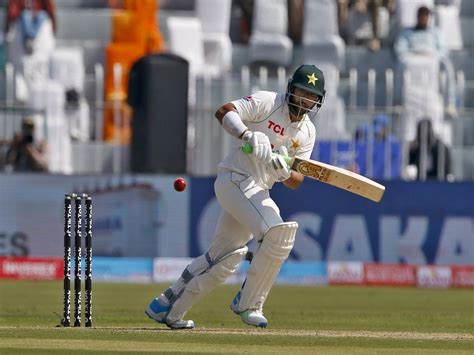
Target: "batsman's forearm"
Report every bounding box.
[283,171,304,190]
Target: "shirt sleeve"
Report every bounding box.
[295,138,315,161]
[394,30,410,60]
[231,91,277,123]
[294,120,316,160]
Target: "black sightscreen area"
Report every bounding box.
[128,53,189,173]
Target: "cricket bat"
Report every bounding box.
[242,143,385,202]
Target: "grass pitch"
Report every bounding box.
[0,280,473,353]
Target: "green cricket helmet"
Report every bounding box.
[286,64,326,119]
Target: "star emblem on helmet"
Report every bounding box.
[307,73,318,86]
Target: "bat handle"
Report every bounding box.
[241,142,292,165]
[241,142,253,155]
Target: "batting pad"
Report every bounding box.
[166,246,248,322]
[238,222,297,312]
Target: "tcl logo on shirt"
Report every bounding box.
[268,120,284,136]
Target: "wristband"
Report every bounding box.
[222,111,248,138]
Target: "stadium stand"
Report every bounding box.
[196,0,233,75]
[302,0,345,70]
[0,0,473,179]
[249,0,293,67]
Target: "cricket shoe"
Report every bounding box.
[145,297,170,324]
[230,291,268,328]
[166,319,195,330]
[146,297,194,330]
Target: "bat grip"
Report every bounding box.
[241,142,292,165]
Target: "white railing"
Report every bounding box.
[1,61,472,180]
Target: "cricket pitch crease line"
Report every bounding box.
[192,328,473,341]
[1,326,472,341]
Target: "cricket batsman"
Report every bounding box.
[146,64,326,329]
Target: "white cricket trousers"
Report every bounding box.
[163,169,284,321]
[207,169,284,260]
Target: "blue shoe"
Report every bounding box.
[146,297,195,329]
[145,297,170,324]
[229,291,241,315]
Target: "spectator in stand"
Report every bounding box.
[337,0,352,38]
[408,118,453,181]
[373,114,397,142]
[354,115,397,142]
[351,123,373,174]
[4,0,56,69]
[5,0,56,35]
[288,0,304,45]
[338,0,396,51]
[234,0,254,44]
[354,122,372,141]
[394,6,457,117]
[353,116,400,177]
[234,0,303,45]
[5,116,48,172]
[5,0,56,54]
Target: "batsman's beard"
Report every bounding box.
[286,93,321,121]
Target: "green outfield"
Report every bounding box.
[0,280,473,353]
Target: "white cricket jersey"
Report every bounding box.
[218,91,316,189]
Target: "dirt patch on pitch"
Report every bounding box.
[195,328,474,341]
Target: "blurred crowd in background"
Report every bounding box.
[0,0,472,181]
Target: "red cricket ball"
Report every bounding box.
[174,177,187,192]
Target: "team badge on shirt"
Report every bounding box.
[291,139,300,150]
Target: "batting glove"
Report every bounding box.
[242,131,272,164]
[275,145,288,157]
[267,148,291,182]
